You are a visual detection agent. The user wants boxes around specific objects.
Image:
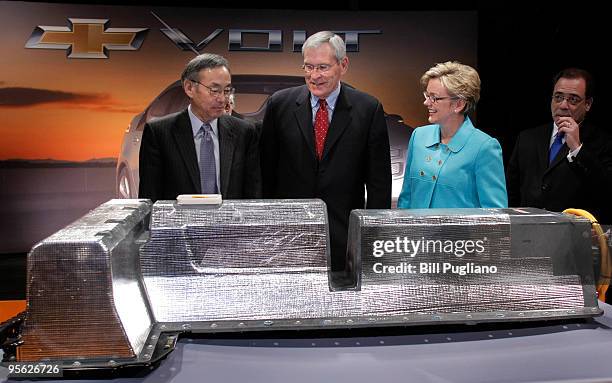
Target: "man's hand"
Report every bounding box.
[556,116,581,151]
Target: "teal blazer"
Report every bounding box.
[398,117,507,208]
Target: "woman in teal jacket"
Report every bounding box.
[398,61,507,208]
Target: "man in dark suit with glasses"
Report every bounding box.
[260,31,391,275]
[139,53,261,202]
[506,68,612,223]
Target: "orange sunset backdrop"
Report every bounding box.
[0,2,477,161]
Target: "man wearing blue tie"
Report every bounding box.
[138,54,261,202]
[506,68,612,223]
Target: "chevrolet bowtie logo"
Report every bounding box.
[25,18,148,59]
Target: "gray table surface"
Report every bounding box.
[3,303,612,383]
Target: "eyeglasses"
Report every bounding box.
[302,62,337,74]
[552,92,584,106]
[191,80,235,98]
[423,92,458,104]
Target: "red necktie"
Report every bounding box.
[314,99,329,160]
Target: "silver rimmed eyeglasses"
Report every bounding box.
[191,80,235,98]
[423,92,459,104]
[552,92,584,106]
[301,62,337,74]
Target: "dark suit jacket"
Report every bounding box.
[138,109,261,202]
[506,122,612,223]
[260,83,391,271]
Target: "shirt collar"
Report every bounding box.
[424,116,476,153]
[188,104,218,138]
[310,82,341,111]
[551,122,566,144]
[552,123,561,137]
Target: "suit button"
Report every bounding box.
[541,184,549,191]
[432,175,437,181]
[420,170,425,176]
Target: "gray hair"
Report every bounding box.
[181,53,230,83]
[301,31,346,62]
[421,61,481,114]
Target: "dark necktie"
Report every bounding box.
[549,131,565,165]
[199,123,218,194]
[314,99,329,160]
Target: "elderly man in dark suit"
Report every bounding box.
[507,68,612,223]
[260,31,391,273]
[139,53,261,202]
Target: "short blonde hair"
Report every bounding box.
[421,61,480,114]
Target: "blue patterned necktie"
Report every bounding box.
[199,123,218,194]
[548,131,565,165]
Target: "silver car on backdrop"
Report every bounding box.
[116,75,412,205]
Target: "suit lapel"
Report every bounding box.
[218,115,235,196]
[321,84,352,161]
[294,87,316,159]
[171,110,200,191]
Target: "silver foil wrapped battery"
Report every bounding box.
[19,199,153,362]
[348,207,599,315]
[15,200,602,369]
[140,199,332,322]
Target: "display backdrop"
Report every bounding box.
[0,1,477,253]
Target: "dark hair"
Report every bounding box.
[553,68,594,99]
[181,53,230,83]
